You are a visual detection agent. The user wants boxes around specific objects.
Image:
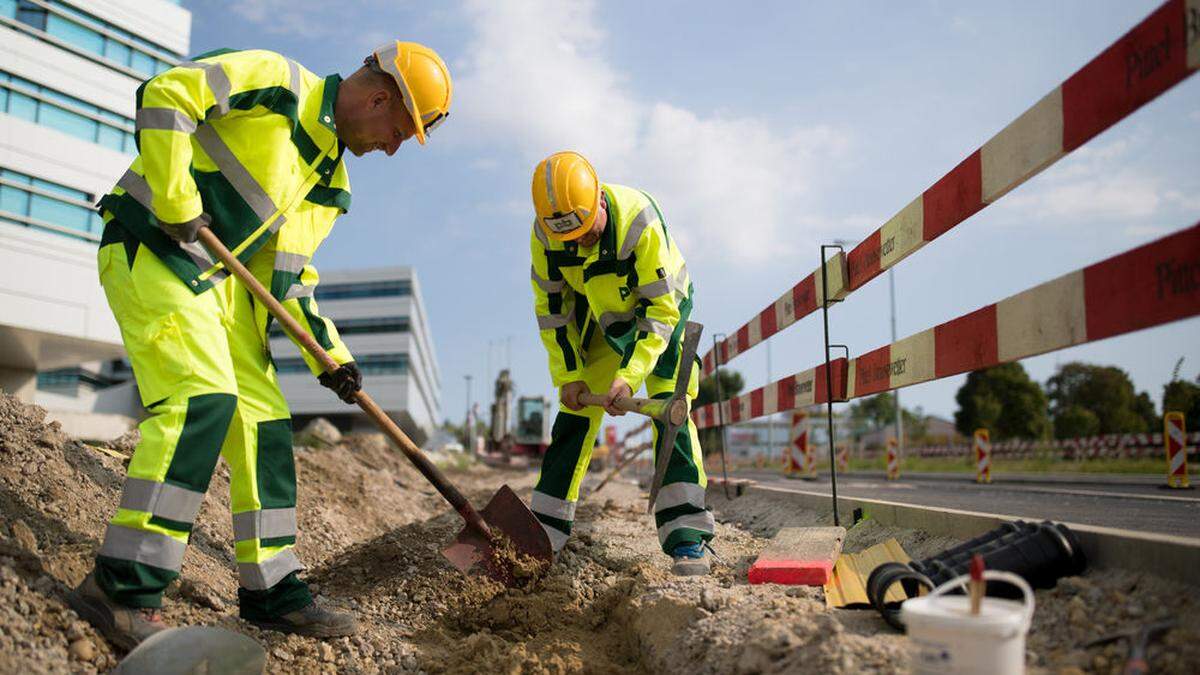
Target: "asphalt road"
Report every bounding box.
[731,470,1200,538]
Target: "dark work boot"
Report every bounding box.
[67,572,168,650]
[246,597,358,638]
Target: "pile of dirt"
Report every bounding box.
[2,390,1198,673]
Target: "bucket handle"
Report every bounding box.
[927,570,1036,631]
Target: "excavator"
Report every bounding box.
[483,369,551,465]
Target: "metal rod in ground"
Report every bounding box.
[820,244,841,527]
[713,333,733,500]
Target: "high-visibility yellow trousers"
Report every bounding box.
[531,331,714,555]
[92,222,310,619]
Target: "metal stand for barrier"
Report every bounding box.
[820,244,846,527]
[712,333,733,500]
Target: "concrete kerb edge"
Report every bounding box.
[708,479,1200,587]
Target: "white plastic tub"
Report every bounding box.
[900,570,1035,675]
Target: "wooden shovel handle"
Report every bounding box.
[576,392,687,426]
[196,229,491,538]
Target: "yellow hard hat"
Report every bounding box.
[371,41,452,145]
[532,151,600,242]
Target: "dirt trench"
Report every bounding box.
[2,391,1199,674]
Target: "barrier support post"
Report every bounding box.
[886,437,900,480]
[1165,412,1191,489]
[974,428,992,484]
[820,243,845,526]
[712,333,733,499]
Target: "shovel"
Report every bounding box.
[197,229,552,585]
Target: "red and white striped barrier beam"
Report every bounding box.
[695,221,1200,429]
[700,0,1200,378]
[691,359,849,429]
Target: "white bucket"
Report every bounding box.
[900,570,1035,675]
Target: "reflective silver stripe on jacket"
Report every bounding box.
[598,310,635,330]
[274,251,309,275]
[539,521,569,552]
[533,220,551,249]
[531,267,564,293]
[654,482,706,512]
[136,107,197,134]
[284,284,315,300]
[635,277,670,299]
[238,549,304,591]
[530,491,576,521]
[285,58,301,98]
[618,203,657,260]
[637,316,673,339]
[537,313,570,330]
[193,124,277,224]
[99,524,187,571]
[232,508,298,542]
[656,510,715,546]
[178,60,232,116]
[118,477,205,524]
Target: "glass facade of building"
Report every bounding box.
[314,279,414,301]
[274,353,411,376]
[0,167,104,239]
[1,0,181,77]
[0,71,136,154]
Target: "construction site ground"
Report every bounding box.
[1,392,1198,674]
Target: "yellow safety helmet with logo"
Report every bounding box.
[371,41,453,145]
[532,151,600,242]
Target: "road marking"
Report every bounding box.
[761,479,1200,505]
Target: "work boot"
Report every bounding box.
[67,573,168,650]
[247,597,357,638]
[670,542,711,577]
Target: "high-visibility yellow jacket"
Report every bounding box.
[530,183,694,390]
[98,48,353,374]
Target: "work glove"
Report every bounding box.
[158,213,211,244]
[319,362,362,404]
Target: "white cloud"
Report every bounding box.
[453,0,850,265]
[226,0,388,48]
[997,135,1171,222]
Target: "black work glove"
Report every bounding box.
[319,362,362,404]
[159,213,211,244]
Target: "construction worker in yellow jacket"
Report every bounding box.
[529,151,715,576]
[67,43,452,648]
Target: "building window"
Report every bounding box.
[274,353,410,376]
[1,0,181,79]
[0,71,136,153]
[269,315,411,338]
[0,167,103,240]
[314,279,413,301]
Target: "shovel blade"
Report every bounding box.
[441,484,553,586]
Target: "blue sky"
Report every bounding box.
[188,1,1199,433]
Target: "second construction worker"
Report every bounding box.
[528,151,715,575]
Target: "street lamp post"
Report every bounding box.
[463,374,473,447]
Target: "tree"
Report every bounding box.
[846,392,931,443]
[1046,362,1157,438]
[1163,376,1200,430]
[696,370,745,407]
[695,370,744,457]
[954,363,1050,440]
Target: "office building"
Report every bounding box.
[270,267,442,446]
[0,0,191,435]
